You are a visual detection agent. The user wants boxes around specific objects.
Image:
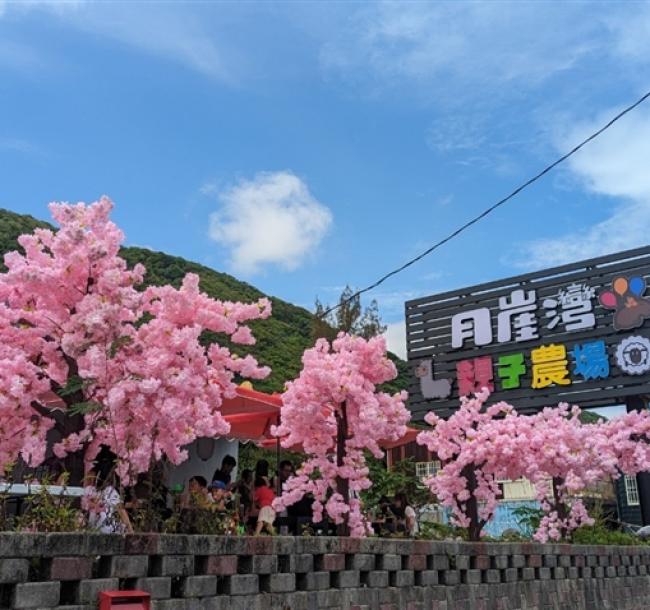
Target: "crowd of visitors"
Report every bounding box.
[71,449,420,537]
[177,455,328,536]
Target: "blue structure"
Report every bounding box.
[421,500,539,538]
[483,500,539,537]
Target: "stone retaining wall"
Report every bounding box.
[1,533,649,609]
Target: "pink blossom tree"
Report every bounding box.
[602,409,650,476]
[0,197,271,483]
[417,390,647,543]
[516,405,650,542]
[272,334,410,537]
[416,390,528,541]
[516,404,609,542]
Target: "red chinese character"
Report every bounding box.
[456,356,494,396]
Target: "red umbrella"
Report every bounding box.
[37,385,283,443]
[220,385,282,442]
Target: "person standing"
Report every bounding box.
[212,455,237,490]
[235,469,254,526]
[83,455,132,534]
[392,492,419,537]
[254,476,276,536]
[271,460,294,492]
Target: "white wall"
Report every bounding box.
[166,438,239,491]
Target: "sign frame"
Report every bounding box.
[406,245,650,420]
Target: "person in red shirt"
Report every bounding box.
[254,477,276,536]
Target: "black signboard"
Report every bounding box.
[406,245,650,420]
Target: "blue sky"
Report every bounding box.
[2,1,650,379]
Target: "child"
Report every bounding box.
[254,476,276,536]
[181,475,211,509]
[209,480,228,510]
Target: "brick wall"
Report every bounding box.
[1,533,650,609]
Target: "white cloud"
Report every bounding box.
[426,116,487,152]
[516,106,650,269]
[208,171,332,274]
[320,3,610,98]
[606,5,650,62]
[1,1,229,80]
[518,200,650,269]
[383,320,406,360]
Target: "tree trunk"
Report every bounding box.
[462,464,483,542]
[61,356,88,486]
[552,476,569,537]
[335,402,349,536]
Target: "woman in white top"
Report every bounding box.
[83,458,133,534]
[393,492,419,537]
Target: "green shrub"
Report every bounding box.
[14,480,85,533]
[362,457,431,509]
[571,523,646,546]
[416,521,467,541]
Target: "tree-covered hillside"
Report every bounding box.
[0,208,408,394]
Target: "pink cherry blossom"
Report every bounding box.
[515,404,605,542]
[416,389,529,540]
[272,333,410,537]
[0,197,271,483]
[417,390,650,542]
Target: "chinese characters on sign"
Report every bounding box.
[429,280,650,398]
[543,283,596,332]
[447,336,642,398]
[531,344,570,389]
[571,340,609,381]
[497,289,538,342]
[497,353,526,389]
[409,253,650,415]
[456,356,494,396]
[451,284,597,350]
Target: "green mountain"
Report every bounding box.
[0,208,408,395]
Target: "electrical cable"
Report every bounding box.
[320,89,650,318]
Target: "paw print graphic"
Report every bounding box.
[599,276,650,330]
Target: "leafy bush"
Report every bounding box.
[0,492,12,532]
[362,457,431,509]
[161,491,241,536]
[416,521,467,541]
[572,523,646,546]
[14,480,85,533]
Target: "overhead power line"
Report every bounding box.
[320,88,650,319]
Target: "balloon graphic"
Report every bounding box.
[629,276,646,296]
[613,277,628,296]
[599,291,617,308]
